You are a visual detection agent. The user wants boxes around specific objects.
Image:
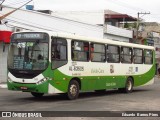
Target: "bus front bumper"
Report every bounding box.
[7,81,49,93]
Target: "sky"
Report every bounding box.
[2,0,160,23]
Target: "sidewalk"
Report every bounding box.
[0,83,7,88]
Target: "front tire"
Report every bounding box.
[31,92,44,98]
[67,80,79,100]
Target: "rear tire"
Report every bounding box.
[118,77,133,93]
[31,92,44,98]
[67,80,79,100]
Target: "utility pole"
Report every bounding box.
[136,12,150,40]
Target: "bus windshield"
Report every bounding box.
[8,41,48,71]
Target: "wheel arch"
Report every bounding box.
[127,76,134,86]
[70,77,81,90]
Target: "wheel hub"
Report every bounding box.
[127,81,132,91]
[70,84,77,96]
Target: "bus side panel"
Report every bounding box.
[95,76,126,90]
[134,64,155,87]
[80,76,96,91]
[42,63,70,93]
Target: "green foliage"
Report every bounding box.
[124,22,137,28]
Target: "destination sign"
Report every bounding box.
[13,33,45,40]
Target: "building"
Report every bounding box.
[0,24,12,83]
[140,22,160,73]
[104,10,137,42]
[0,6,103,38]
[52,9,137,42]
[0,6,104,83]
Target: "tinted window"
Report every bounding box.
[121,47,132,63]
[71,40,89,61]
[51,38,67,69]
[133,48,143,64]
[144,50,153,64]
[90,43,105,62]
[107,45,120,63]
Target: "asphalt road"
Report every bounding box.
[0,78,160,119]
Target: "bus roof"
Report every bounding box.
[51,32,154,50]
[13,31,155,50]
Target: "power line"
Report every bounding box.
[4,18,77,34]
[108,0,145,12]
[106,0,159,22]
[0,0,5,5]
[5,0,31,7]
[0,0,33,20]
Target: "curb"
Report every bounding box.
[0,84,7,88]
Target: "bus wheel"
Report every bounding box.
[67,80,79,100]
[119,77,133,93]
[31,92,44,98]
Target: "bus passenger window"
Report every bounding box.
[71,40,89,61]
[121,47,132,63]
[133,48,143,64]
[107,45,120,63]
[51,38,67,69]
[144,50,153,64]
[90,43,105,62]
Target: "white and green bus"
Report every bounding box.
[7,31,155,100]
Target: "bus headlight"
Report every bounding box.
[36,77,49,85]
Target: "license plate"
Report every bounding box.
[20,86,28,90]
